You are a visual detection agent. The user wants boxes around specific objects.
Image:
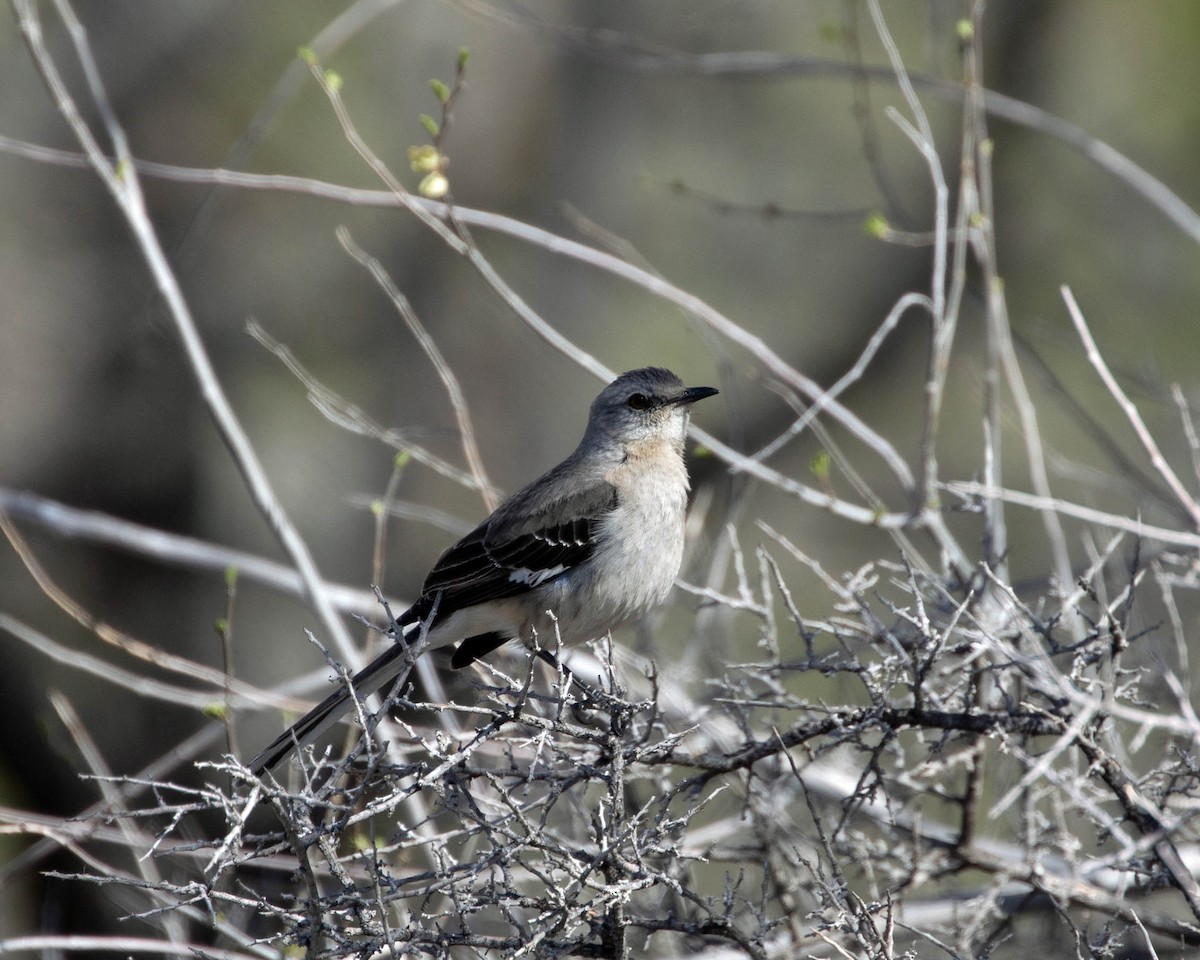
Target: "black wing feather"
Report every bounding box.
[407,480,617,626]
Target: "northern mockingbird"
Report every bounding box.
[250,367,717,775]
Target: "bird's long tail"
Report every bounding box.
[248,636,414,776]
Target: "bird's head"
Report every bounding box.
[583,367,718,452]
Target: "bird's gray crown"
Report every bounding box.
[583,367,717,446]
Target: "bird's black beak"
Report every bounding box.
[676,385,719,406]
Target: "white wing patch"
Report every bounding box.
[508,563,568,587]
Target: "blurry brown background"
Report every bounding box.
[1,0,1198,938]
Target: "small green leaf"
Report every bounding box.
[408,144,440,173]
[395,450,411,469]
[214,618,228,635]
[457,46,470,71]
[956,19,974,41]
[863,211,889,239]
[224,565,239,588]
[810,449,831,481]
[297,46,318,66]
[420,113,440,138]
[202,703,228,720]
[370,498,384,518]
[430,78,450,104]
[325,69,343,92]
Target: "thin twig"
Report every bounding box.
[336,226,498,511]
[1064,286,1200,531]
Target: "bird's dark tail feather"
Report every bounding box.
[248,638,413,777]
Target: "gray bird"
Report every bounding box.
[250,367,717,775]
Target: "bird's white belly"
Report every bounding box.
[587,469,687,623]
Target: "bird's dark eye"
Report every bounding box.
[626,392,651,410]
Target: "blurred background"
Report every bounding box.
[1,0,1199,939]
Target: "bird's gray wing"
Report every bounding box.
[408,469,617,624]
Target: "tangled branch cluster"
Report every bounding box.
[63,544,1200,958]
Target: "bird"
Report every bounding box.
[249,367,718,775]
